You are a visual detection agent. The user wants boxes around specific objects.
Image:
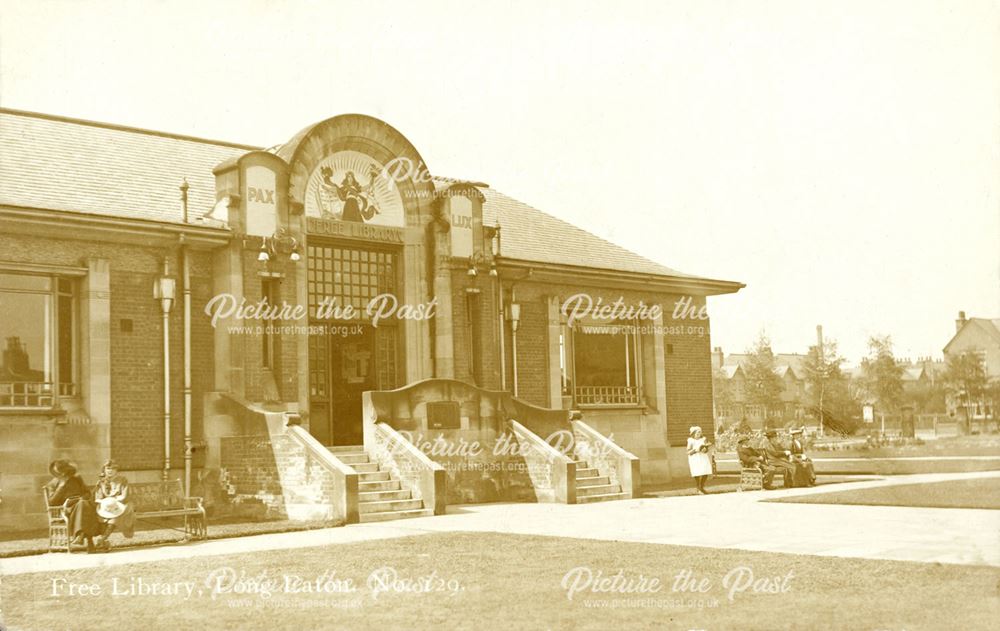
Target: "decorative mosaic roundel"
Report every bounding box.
[304,150,405,228]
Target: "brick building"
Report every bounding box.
[0,109,742,528]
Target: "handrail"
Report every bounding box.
[508,419,575,503]
[286,424,358,477]
[508,419,573,464]
[375,422,446,473]
[572,419,639,460]
[284,424,360,524]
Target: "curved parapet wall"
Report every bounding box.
[362,378,571,443]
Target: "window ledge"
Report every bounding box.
[577,404,647,412]
[0,407,68,417]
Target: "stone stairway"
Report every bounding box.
[327,446,434,523]
[574,458,628,504]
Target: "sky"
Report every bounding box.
[1,0,998,364]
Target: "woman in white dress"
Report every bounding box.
[686,426,713,494]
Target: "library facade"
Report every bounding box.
[0,109,742,528]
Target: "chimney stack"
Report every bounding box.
[956,311,967,333]
[713,346,724,369]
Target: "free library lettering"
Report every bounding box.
[0,109,743,529]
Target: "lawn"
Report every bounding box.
[2,532,997,631]
[768,476,1000,510]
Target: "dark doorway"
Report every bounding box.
[328,325,375,446]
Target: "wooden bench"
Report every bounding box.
[44,479,206,553]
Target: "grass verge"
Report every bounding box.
[766,476,1000,510]
[2,531,997,631]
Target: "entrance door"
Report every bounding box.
[329,325,375,446]
[306,240,400,446]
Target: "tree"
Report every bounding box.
[712,369,735,424]
[802,338,845,435]
[905,381,946,415]
[942,352,988,422]
[743,333,785,426]
[860,335,904,416]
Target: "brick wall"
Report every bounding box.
[662,295,716,446]
[218,431,342,522]
[450,270,501,390]
[502,288,550,406]
[0,232,216,471]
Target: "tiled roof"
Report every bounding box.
[944,317,1000,353]
[0,109,253,224]
[1,109,731,284]
[721,352,807,380]
[478,187,695,278]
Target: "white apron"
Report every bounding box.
[687,437,712,477]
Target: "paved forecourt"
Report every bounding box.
[3,471,998,577]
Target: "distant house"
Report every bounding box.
[944,312,1000,378]
[942,311,1000,420]
[712,348,808,429]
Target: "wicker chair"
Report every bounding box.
[738,466,764,492]
[42,487,72,553]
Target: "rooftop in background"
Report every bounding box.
[0,108,739,286]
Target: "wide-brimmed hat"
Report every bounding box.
[97,497,127,519]
[790,427,804,435]
[689,426,702,436]
[737,436,750,443]
[49,459,77,478]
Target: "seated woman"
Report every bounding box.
[789,427,816,487]
[94,459,135,549]
[45,459,101,553]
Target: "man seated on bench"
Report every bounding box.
[763,430,795,488]
[736,436,775,489]
[94,460,135,550]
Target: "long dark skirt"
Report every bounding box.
[793,460,816,487]
[64,498,102,539]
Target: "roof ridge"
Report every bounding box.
[0,107,262,151]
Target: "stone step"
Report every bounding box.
[336,453,370,465]
[359,471,390,482]
[576,492,628,504]
[358,498,424,514]
[573,461,590,468]
[352,462,381,473]
[576,468,599,478]
[576,475,610,487]
[359,479,401,492]
[327,445,365,453]
[359,489,412,502]
[358,508,435,523]
[576,483,619,497]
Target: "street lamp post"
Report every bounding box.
[153,268,176,480]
